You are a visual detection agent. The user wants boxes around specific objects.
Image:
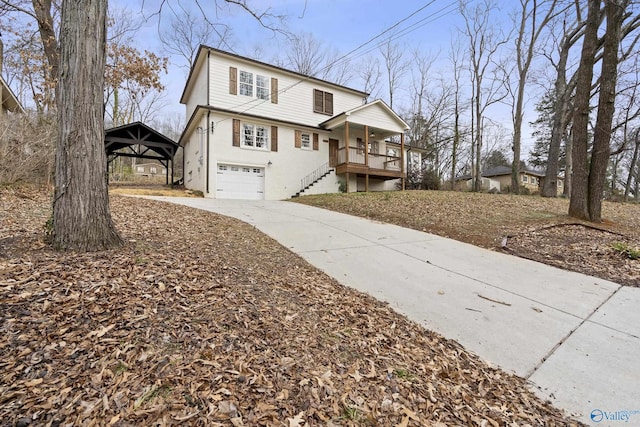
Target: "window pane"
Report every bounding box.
[256,126,268,148]
[243,124,254,146]
[301,133,311,148]
[256,75,269,100]
[240,70,253,96]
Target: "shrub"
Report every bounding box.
[0,114,55,185]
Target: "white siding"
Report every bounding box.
[183,118,208,193]
[206,112,333,200]
[184,60,209,119]
[208,53,365,127]
[347,102,406,133]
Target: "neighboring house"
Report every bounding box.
[179,46,410,200]
[134,162,169,177]
[455,165,564,194]
[0,74,25,115]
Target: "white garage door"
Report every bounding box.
[216,164,264,200]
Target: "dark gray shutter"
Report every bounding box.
[271,78,278,104]
[229,67,237,95]
[295,130,302,148]
[271,126,278,152]
[324,92,333,115]
[232,119,240,146]
[313,89,323,113]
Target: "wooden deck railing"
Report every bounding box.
[336,146,401,171]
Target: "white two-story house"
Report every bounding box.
[179,46,410,200]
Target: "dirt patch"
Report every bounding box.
[504,223,639,286]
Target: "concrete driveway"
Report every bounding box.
[147,197,640,427]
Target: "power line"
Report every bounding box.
[216,1,458,123]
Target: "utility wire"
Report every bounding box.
[214,1,457,124]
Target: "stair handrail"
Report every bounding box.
[300,162,331,193]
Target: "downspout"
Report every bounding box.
[206,49,211,194]
[206,111,210,194]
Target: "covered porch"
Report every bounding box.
[321,100,410,192]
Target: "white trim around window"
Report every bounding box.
[301,133,311,149]
[239,69,270,100]
[239,70,253,97]
[242,122,270,150]
[256,75,269,100]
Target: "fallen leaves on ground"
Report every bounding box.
[1,187,583,426]
[295,191,639,287]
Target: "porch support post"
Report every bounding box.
[364,125,369,193]
[345,122,350,193]
[345,122,350,164]
[364,125,369,167]
[400,132,406,191]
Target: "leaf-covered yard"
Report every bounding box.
[295,191,640,287]
[0,187,584,426]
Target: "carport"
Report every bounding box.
[105,122,180,186]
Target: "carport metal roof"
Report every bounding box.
[105,122,180,186]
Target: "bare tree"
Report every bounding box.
[568,0,599,220]
[569,0,631,222]
[540,6,585,197]
[0,0,59,111]
[358,57,382,101]
[285,32,327,76]
[624,128,640,200]
[509,0,561,194]
[449,37,466,189]
[160,3,233,70]
[460,0,509,192]
[586,0,628,220]
[380,40,408,109]
[321,48,353,86]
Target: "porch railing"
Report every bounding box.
[336,146,401,171]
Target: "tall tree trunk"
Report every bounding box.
[587,0,625,222]
[563,127,572,196]
[624,129,640,201]
[569,0,599,220]
[543,34,571,197]
[53,0,123,251]
[32,0,59,110]
[451,108,459,189]
[511,85,524,194]
[474,93,482,192]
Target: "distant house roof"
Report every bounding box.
[1,75,25,114]
[456,165,545,181]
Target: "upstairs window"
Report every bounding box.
[256,75,269,100]
[239,70,253,96]
[230,67,278,103]
[313,89,333,115]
